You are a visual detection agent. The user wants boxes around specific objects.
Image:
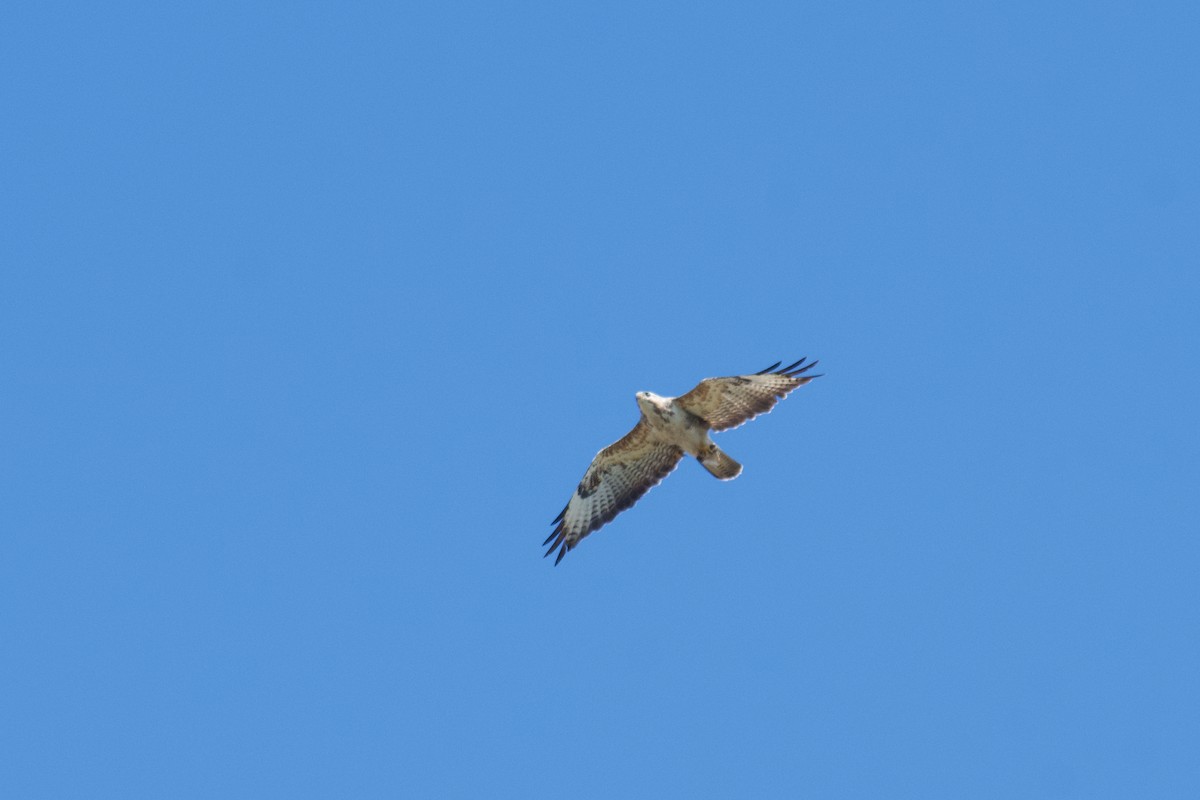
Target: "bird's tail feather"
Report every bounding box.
[699,446,742,480]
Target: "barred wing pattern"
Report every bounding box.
[675,358,821,432]
[544,422,684,565]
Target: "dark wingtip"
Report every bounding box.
[779,357,807,373]
[554,543,568,565]
[754,361,782,375]
[551,503,568,524]
[543,525,562,546]
[785,359,819,376]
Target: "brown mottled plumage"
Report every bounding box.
[544,358,821,564]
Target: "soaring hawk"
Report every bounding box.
[544,358,821,564]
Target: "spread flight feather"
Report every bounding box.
[544,358,821,564]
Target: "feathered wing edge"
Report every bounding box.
[543,436,683,565]
[723,357,823,430]
[544,503,571,565]
[676,357,822,432]
[753,357,822,379]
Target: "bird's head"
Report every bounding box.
[635,391,662,415]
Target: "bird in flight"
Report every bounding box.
[544,358,821,564]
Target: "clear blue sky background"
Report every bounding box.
[3,2,1198,797]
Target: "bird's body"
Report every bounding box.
[634,391,743,480]
[544,358,821,564]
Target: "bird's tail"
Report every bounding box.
[698,445,742,480]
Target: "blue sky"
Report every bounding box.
[3,2,1198,797]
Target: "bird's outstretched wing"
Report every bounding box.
[544,421,684,565]
[675,358,821,432]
